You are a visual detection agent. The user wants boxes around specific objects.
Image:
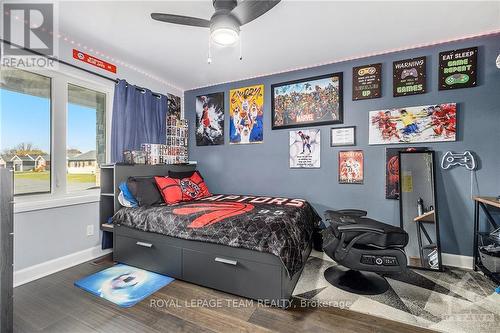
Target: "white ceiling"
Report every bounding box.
[59,1,500,91]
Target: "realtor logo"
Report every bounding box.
[1,2,57,69]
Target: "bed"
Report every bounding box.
[112,194,320,305]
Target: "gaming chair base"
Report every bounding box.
[324,266,389,295]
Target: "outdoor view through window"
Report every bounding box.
[0,68,106,195]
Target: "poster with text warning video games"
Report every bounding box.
[289,129,320,168]
[393,56,426,97]
[229,84,264,144]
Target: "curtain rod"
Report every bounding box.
[0,39,163,98]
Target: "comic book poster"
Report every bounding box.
[289,129,320,168]
[338,150,363,184]
[385,147,427,199]
[167,93,181,119]
[229,84,264,144]
[272,73,343,129]
[195,92,224,146]
[368,103,456,145]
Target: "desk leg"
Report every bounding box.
[473,200,479,271]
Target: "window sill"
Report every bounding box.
[14,191,100,214]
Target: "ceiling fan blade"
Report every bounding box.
[151,13,211,28]
[231,0,281,25]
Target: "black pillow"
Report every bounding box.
[126,176,164,207]
[168,170,198,179]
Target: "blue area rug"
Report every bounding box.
[74,264,174,308]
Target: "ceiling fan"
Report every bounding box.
[151,0,281,46]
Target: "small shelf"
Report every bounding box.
[414,210,435,223]
[101,193,114,197]
[101,223,114,232]
[473,196,500,209]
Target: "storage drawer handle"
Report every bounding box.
[215,257,237,266]
[136,241,153,248]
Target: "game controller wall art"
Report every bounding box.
[393,56,427,97]
[352,63,382,100]
[368,103,457,145]
[439,47,478,90]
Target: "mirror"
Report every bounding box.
[399,151,442,271]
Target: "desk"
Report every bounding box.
[473,196,500,284]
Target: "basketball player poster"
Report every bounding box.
[195,92,224,146]
[338,150,363,184]
[289,129,320,168]
[229,84,264,144]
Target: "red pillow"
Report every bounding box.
[155,172,211,205]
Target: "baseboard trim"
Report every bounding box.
[310,250,473,270]
[14,246,112,287]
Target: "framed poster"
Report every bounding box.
[272,72,343,130]
[229,84,264,144]
[338,150,364,184]
[289,129,320,168]
[352,63,382,100]
[439,47,478,90]
[330,126,356,147]
[166,93,181,119]
[393,56,426,97]
[195,92,224,146]
[385,147,427,199]
[368,103,456,145]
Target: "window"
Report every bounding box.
[1,67,110,199]
[0,69,52,195]
[67,84,106,192]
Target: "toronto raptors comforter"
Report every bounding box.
[112,194,321,276]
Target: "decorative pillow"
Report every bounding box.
[118,182,138,207]
[126,176,164,207]
[155,173,211,205]
[168,170,197,179]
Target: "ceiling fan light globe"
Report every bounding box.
[211,27,239,46]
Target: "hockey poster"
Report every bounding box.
[289,129,320,168]
[338,150,363,184]
[352,63,381,100]
[439,47,477,90]
[393,56,426,97]
[368,103,456,145]
[195,92,224,146]
[229,84,264,144]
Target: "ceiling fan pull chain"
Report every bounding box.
[207,33,212,64]
[239,30,243,61]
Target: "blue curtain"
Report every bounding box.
[111,79,168,163]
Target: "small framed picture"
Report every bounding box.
[331,126,356,147]
[339,150,364,184]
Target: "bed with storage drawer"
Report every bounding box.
[112,191,320,305]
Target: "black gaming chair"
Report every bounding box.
[322,210,409,295]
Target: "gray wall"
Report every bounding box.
[185,34,500,257]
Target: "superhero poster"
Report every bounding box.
[289,129,320,168]
[385,147,427,199]
[229,84,264,144]
[272,73,343,130]
[195,92,224,146]
[338,150,363,184]
[368,103,457,145]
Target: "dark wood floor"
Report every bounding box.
[14,256,434,333]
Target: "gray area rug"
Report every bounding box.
[293,255,500,332]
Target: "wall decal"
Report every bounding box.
[393,56,426,97]
[272,72,343,129]
[195,92,224,146]
[369,103,456,145]
[439,47,478,90]
[338,150,364,184]
[229,84,264,144]
[352,63,382,100]
[289,129,320,168]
